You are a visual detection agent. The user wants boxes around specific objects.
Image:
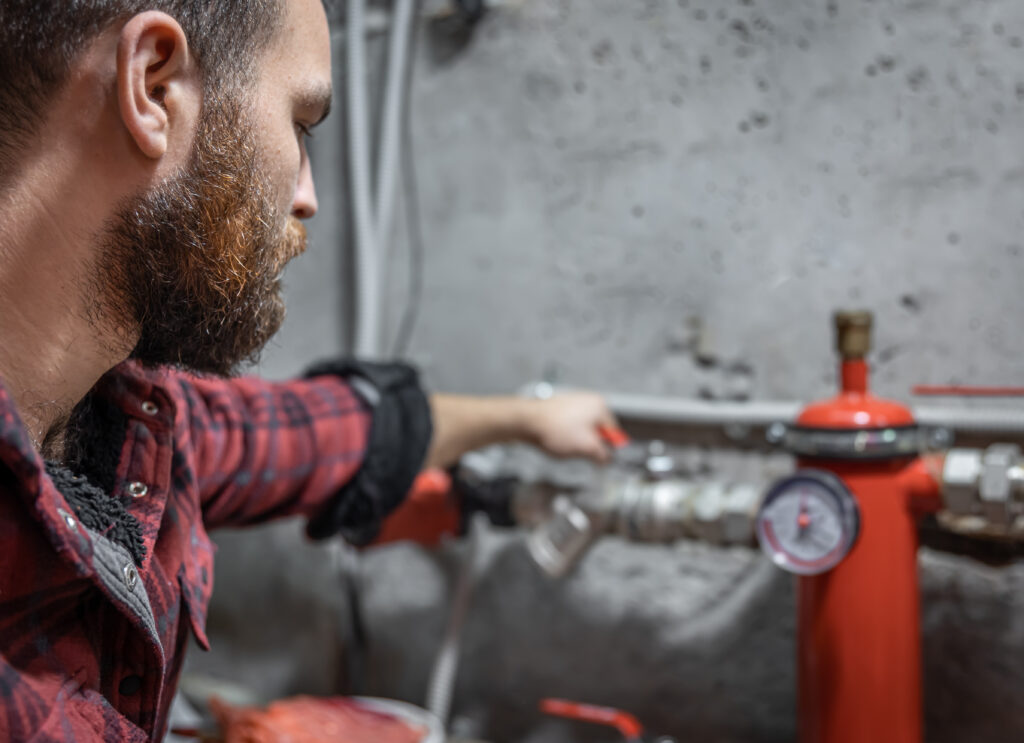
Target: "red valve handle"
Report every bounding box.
[539,698,644,741]
[598,424,630,449]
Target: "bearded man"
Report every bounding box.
[0,1,617,740]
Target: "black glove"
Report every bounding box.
[304,358,433,545]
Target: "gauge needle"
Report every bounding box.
[797,493,811,531]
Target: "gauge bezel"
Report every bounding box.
[756,469,861,576]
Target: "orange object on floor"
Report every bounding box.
[540,697,644,741]
[208,695,425,743]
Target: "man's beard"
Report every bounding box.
[98,98,306,377]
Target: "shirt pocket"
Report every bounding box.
[177,520,215,650]
[27,667,148,743]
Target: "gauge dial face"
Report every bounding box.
[756,470,860,575]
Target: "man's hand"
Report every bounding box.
[425,392,621,469]
[522,392,619,464]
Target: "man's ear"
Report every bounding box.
[117,11,199,160]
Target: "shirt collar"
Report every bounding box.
[0,373,96,573]
[0,361,178,463]
[0,361,178,574]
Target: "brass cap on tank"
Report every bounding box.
[833,310,872,359]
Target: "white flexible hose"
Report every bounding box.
[347,0,381,357]
[375,0,416,255]
[425,518,480,727]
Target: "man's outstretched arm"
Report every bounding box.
[426,392,618,469]
[174,361,617,541]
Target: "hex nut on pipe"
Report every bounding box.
[942,449,983,515]
[720,483,760,544]
[980,444,1023,526]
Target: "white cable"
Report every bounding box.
[347,0,381,357]
[425,517,481,728]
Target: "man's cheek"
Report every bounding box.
[258,139,301,218]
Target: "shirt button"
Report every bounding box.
[57,508,77,531]
[127,482,149,498]
[141,400,159,416]
[123,564,138,592]
[119,674,143,696]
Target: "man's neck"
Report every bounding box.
[0,163,135,454]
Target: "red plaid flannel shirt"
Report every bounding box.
[0,361,371,742]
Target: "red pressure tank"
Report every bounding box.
[756,312,941,743]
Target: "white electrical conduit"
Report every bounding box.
[375,0,416,254]
[425,517,481,727]
[348,0,381,357]
[348,0,418,357]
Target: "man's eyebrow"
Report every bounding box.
[297,84,333,126]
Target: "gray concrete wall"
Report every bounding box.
[190,1,1024,741]
[391,0,1024,401]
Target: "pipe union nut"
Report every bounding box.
[978,446,1019,521]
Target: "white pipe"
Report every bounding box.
[606,393,801,428]
[603,392,1024,436]
[375,0,416,255]
[348,0,381,357]
[913,405,1024,434]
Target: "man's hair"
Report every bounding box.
[0,0,282,171]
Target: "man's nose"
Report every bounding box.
[292,155,318,219]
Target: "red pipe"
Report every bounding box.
[840,359,868,395]
[797,354,941,743]
[798,458,937,743]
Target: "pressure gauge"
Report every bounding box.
[756,470,860,575]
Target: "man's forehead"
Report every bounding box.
[279,0,331,51]
[244,0,332,127]
[265,0,332,94]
